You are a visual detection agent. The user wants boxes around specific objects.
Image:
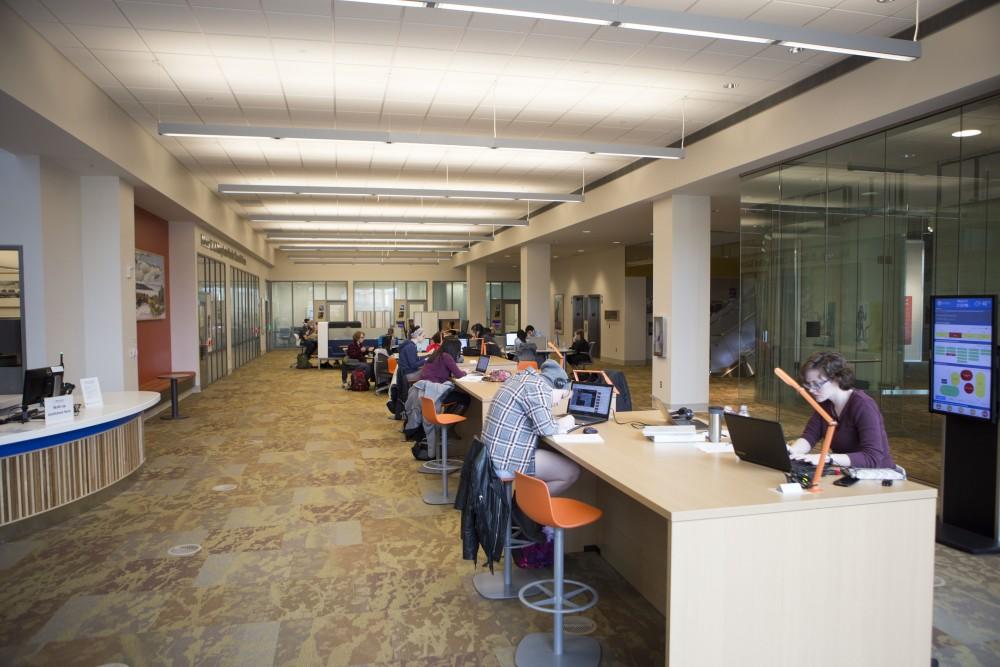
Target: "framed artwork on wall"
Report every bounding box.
[653,316,665,357]
[135,249,166,321]
[554,294,564,333]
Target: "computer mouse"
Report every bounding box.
[583,427,598,434]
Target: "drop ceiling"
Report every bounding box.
[5,0,965,260]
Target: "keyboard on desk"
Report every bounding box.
[788,460,840,485]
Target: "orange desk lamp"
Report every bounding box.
[774,367,838,493]
[547,341,564,365]
[572,369,620,396]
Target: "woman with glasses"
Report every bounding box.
[787,351,895,469]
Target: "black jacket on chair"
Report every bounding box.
[454,437,508,573]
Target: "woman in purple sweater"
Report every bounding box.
[787,351,895,469]
[419,337,471,414]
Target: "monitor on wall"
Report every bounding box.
[929,295,996,422]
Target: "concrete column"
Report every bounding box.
[652,195,710,410]
[81,176,137,391]
[466,262,486,328]
[169,221,200,388]
[520,243,551,337]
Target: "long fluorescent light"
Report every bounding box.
[278,243,467,250]
[249,215,528,227]
[160,123,684,160]
[290,257,443,265]
[266,234,491,243]
[338,0,920,62]
[221,184,582,203]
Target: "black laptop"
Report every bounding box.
[565,383,614,429]
[725,412,795,473]
[468,355,490,376]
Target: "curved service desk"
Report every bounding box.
[0,391,160,528]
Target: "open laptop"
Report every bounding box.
[725,413,837,478]
[467,355,490,376]
[564,382,614,429]
[505,332,518,347]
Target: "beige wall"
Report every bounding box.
[550,247,627,364]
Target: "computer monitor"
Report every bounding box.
[459,338,469,349]
[22,367,61,410]
[930,295,996,422]
[505,332,518,347]
[416,338,430,353]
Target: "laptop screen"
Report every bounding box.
[568,383,614,419]
[475,356,489,373]
[416,338,430,353]
[505,332,518,346]
[459,338,469,348]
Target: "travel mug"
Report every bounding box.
[708,406,724,443]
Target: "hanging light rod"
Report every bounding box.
[221,184,582,203]
[249,215,528,227]
[161,122,684,160]
[290,257,444,265]
[277,244,468,251]
[340,0,920,61]
[265,233,492,243]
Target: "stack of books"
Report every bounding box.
[642,424,705,444]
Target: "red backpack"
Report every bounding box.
[349,367,368,391]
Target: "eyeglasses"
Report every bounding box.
[803,378,830,391]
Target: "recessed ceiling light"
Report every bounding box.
[861,191,878,196]
[876,0,895,3]
[577,249,585,253]
[553,255,559,259]
[582,230,591,234]
[788,46,802,54]
[903,153,917,159]
[952,129,982,138]
[612,240,621,244]
[504,254,511,258]
[723,82,738,89]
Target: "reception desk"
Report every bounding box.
[0,391,160,528]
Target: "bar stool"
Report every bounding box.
[421,397,464,505]
[514,471,602,667]
[418,397,463,476]
[472,470,536,599]
[517,360,539,372]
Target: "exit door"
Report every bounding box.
[571,295,602,358]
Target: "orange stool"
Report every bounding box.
[517,360,539,372]
[514,471,602,666]
[421,397,465,505]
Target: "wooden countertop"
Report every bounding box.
[543,410,937,523]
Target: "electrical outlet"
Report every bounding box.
[659,381,663,388]
[129,347,138,360]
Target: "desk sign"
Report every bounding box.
[44,395,75,425]
[80,377,103,407]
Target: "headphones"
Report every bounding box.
[552,376,568,390]
[670,406,694,421]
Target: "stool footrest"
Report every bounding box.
[518,579,599,615]
[418,458,462,474]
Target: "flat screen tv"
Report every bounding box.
[929,295,996,422]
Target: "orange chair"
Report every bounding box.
[514,471,602,666]
[517,360,539,372]
[387,357,398,375]
[420,397,466,505]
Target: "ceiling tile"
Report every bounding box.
[861,15,912,37]
[59,47,121,86]
[626,45,697,69]
[574,40,643,65]
[7,0,58,23]
[397,23,464,50]
[68,24,149,52]
[235,92,287,108]
[129,85,186,104]
[726,57,794,79]
[805,8,883,31]
[92,49,169,87]
[458,29,524,56]
[157,54,231,89]
[334,18,400,46]
[837,0,915,16]
[270,38,334,62]
[207,34,271,58]
[278,60,335,96]
[401,5,470,27]
[516,34,587,59]
[334,43,394,67]
[30,21,84,49]
[191,7,269,36]
[42,0,129,27]
[265,12,335,41]
[118,2,200,31]
[650,32,713,51]
[748,1,828,25]
[688,0,770,19]
[218,57,284,94]
[263,0,332,15]
[466,13,535,32]
[191,0,261,9]
[244,107,293,124]
[186,90,238,106]
[139,29,212,55]
[287,95,336,111]
[449,52,508,74]
[678,51,747,74]
[702,39,769,57]
[392,47,454,70]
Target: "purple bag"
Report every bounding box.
[515,540,554,569]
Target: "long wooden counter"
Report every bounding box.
[0,391,160,528]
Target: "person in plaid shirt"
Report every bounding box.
[483,361,580,495]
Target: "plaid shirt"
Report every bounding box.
[483,368,559,476]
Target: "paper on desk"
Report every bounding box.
[458,375,484,383]
[697,442,734,454]
[550,434,603,444]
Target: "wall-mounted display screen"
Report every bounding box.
[930,296,995,421]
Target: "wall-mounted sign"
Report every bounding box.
[200,234,246,265]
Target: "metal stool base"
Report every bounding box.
[515,633,600,667]
[418,458,462,474]
[472,567,539,600]
[422,489,454,505]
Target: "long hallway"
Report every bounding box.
[0,352,664,666]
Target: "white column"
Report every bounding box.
[519,243,551,336]
[80,176,137,391]
[169,221,200,388]
[652,195,710,410]
[466,262,486,328]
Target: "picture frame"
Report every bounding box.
[135,249,166,321]
[554,293,564,333]
[653,316,665,357]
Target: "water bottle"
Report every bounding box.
[708,406,724,443]
[738,404,750,417]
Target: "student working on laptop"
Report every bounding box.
[786,351,895,469]
[483,360,580,495]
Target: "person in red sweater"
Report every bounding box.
[787,351,895,469]
[345,331,374,383]
[425,331,442,354]
[419,337,471,414]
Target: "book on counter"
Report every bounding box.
[642,425,705,443]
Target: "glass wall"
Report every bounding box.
[354,281,427,330]
[485,281,521,331]
[198,255,228,386]
[738,92,1000,485]
[433,281,467,320]
[231,267,261,370]
[268,281,347,348]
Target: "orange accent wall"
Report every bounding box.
[135,207,172,385]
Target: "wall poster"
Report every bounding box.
[554,294,564,333]
[135,249,166,321]
[653,316,665,357]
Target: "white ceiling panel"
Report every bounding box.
[862,16,913,38]
[805,8,883,32]
[397,22,464,51]
[139,29,212,55]
[270,37,333,62]
[191,0,261,10]
[265,12,334,41]
[334,18,399,46]
[515,33,587,59]
[726,57,794,79]
[243,107,292,124]
[207,34,271,58]
[119,2,201,31]
[748,2,828,26]
[191,7,269,36]
[31,21,83,48]
[263,0,332,15]
[8,0,57,23]
[42,0,129,27]
[457,28,523,56]
[689,0,769,20]
[573,40,642,65]
[679,50,748,74]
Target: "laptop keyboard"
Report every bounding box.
[788,460,840,486]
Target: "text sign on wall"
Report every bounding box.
[200,234,246,265]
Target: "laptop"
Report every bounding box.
[459,337,469,349]
[725,412,794,473]
[505,332,518,347]
[468,355,490,376]
[564,382,614,429]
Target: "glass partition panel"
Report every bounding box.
[0,248,24,394]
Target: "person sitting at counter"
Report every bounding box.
[566,329,590,368]
[345,331,374,382]
[787,351,895,469]
[419,337,471,414]
[483,360,579,495]
[426,331,442,355]
[398,326,427,383]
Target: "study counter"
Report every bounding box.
[542,410,937,667]
[0,391,160,529]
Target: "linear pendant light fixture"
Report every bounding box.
[160,123,684,160]
[220,184,582,203]
[265,233,492,242]
[340,0,920,62]
[249,215,528,227]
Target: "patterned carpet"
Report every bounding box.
[0,351,997,666]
